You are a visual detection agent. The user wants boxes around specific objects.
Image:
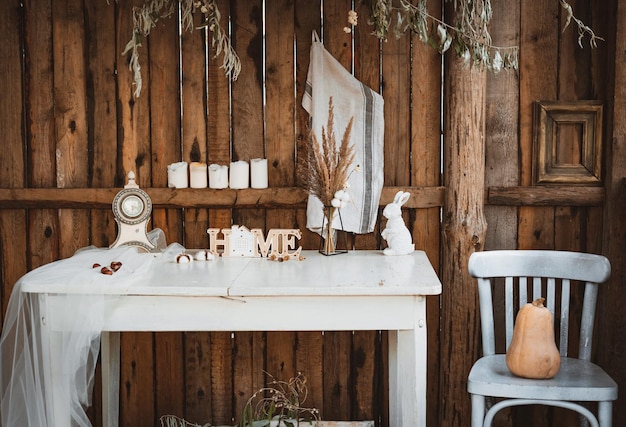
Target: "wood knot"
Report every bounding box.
[54,85,76,113]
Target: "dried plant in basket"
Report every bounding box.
[238,372,320,427]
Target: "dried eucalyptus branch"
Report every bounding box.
[121,0,240,98]
[363,0,603,73]
[559,0,604,48]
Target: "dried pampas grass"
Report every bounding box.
[303,97,356,207]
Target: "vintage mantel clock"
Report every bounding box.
[110,171,158,252]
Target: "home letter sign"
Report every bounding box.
[207,226,302,258]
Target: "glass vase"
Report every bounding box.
[319,205,347,255]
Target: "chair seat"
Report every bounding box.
[468,355,617,402]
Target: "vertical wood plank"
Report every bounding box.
[599,3,626,426]
[350,330,377,421]
[205,1,235,423]
[116,0,152,186]
[264,0,299,393]
[116,1,157,426]
[295,331,324,415]
[439,3,488,422]
[52,0,90,258]
[292,2,325,413]
[320,2,353,421]
[155,331,185,421]
[231,0,264,162]
[184,332,212,424]
[231,0,265,231]
[233,331,265,424]
[407,2,444,426]
[182,11,210,251]
[294,0,321,250]
[145,9,185,425]
[554,8,597,386]
[350,1,380,406]
[322,330,352,421]
[84,2,118,423]
[86,0,118,248]
[0,0,27,324]
[206,0,234,234]
[353,1,381,251]
[484,2,520,424]
[518,0,559,252]
[148,7,183,244]
[120,332,155,426]
[484,0,520,252]
[181,11,213,426]
[229,4,267,419]
[23,0,59,270]
[381,25,411,188]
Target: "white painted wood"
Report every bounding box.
[38,293,73,426]
[101,331,119,427]
[467,250,617,427]
[23,250,441,427]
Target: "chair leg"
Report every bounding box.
[471,394,486,427]
[597,401,612,427]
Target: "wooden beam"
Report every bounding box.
[487,186,605,206]
[0,186,445,210]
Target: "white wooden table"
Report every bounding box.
[21,250,441,427]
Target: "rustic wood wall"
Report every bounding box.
[0,0,623,426]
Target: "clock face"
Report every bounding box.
[121,195,144,218]
[112,188,152,225]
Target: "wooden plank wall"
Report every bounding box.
[483,0,616,425]
[0,1,443,426]
[0,0,621,426]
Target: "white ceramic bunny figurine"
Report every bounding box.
[381,191,415,256]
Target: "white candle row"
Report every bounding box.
[167,159,268,189]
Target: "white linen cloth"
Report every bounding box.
[302,31,384,234]
[0,232,171,427]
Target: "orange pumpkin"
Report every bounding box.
[505,298,561,379]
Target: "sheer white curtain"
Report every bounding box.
[0,244,162,426]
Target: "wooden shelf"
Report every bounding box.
[0,186,445,210]
[0,185,604,209]
[487,186,605,206]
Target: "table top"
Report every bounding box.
[20,249,442,297]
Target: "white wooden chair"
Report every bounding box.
[467,250,618,427]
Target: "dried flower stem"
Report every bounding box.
[303,98,356,207]
[239,372,319,427]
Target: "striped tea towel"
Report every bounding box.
[302,31,384,234]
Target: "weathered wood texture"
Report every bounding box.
[0,1,622,426]
[439,53,487,426]
[599,1,626,427]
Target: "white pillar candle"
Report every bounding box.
[167,161,188,188]
[208,164,229,189]
[189,162,208,188]
[250,158,268,189]
[229,160,249,189]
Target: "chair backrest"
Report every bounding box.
[468,250,611,361]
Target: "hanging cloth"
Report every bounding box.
[302,31,384,234]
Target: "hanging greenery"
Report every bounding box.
[121,0,241,98]
[118,0,602,96]
[359,0,603,73]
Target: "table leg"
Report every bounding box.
[389,296,427,426]
[101,331,120,427]
[38,293,72,426]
